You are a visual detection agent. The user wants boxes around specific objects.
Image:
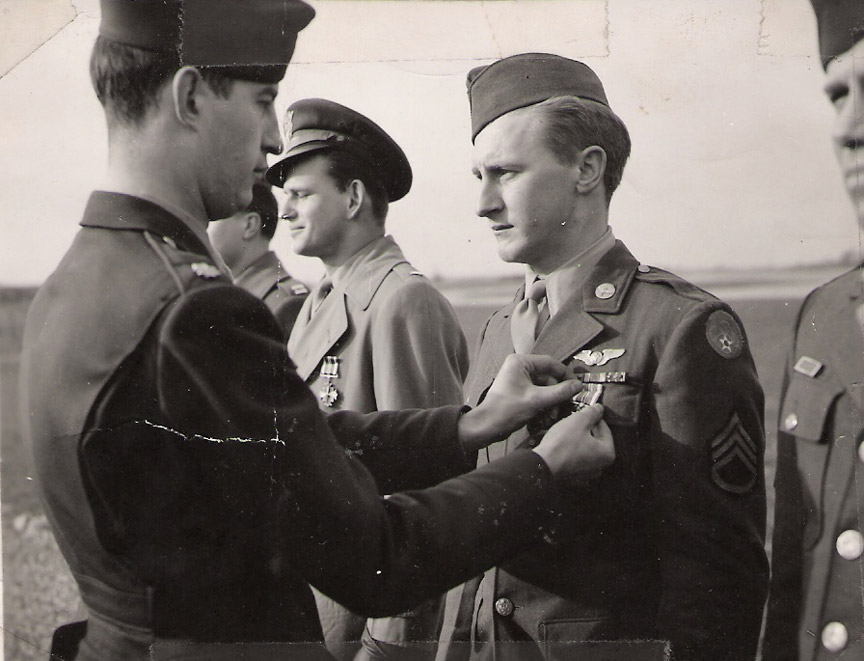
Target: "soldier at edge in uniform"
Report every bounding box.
[268,99,470,660]
[763,1,864,658]
[209,182,309,337]
[19,2,617,659]
[436,53,769,661]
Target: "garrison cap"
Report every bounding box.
[98,0,315,83]
[266,99,413,202]
[466,53,610,141]
[810,0,864,67]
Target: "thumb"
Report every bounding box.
[571,403,605,429]
[533,378,582,409]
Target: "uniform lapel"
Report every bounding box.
[287,287,349,381]
[464,299,519,406]
[531,296,603,362]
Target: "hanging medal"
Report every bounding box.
[318,356,341,408]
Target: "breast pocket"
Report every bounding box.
[779,369,845,549]
[598,383,642,428]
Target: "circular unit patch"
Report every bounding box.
[706,310,744,359]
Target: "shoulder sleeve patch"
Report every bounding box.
[711,412,758,494]
[706,309,744,359]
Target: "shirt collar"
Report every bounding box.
[525,227,616,316]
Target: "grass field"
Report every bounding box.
[1,286,799,660]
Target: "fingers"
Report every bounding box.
[516,354,570,383]
[532,378,583,409]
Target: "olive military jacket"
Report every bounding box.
[233,250,308,338]
[20,192,561,661]
[763,266,864,661]
[438,241,769,661]
[288,235,469,418]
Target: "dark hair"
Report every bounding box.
[248,184,280,240]
[531,96,631,204]
[89,36,237,126]
[323,149,390,222]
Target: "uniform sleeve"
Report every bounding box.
[651,301,769,660]
[761,343,805,660]
[154,284,556,616]
[372,280,469,410]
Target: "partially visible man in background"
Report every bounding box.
[439,53,768,661]
[209,182,309,337]
[763,1,864,658]
[267,98,469,660]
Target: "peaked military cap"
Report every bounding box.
[810,0,864,67]
[266,98,413,202]
[466,53,610,141]
[99,0,315,83]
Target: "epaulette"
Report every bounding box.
[143,231,229,296]
[634,265,719,304]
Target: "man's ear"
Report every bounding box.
[574,146,607,195]
[242,212,262,240]
[346,179,365,220]
[171,66,204,127]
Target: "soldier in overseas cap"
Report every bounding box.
[209,183,310,339]
[763,2,864,659]
[269,99,470,659]
[20,3,616,660]
[437,53,768,661]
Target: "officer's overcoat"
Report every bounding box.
[288,235,468,417]
[763,265,864,661]
[438,241,769,661]
[234,250,308,337]
[20,192,561,660]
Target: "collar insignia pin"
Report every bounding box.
[190,262,221,279]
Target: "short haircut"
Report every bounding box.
[248,184,280,240]
[530,96,631,204]
[89,36,248,126]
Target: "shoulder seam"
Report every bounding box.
[144,231,185,296]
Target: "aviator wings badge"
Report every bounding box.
[572,348,626,367]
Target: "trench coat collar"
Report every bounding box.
[288,236,409,381]
[332,235,409,311]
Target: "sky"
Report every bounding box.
[0,0,861,286]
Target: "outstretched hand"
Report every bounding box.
[458,354,583,452]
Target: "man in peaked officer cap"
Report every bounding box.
[436,53,768,661]
[209,183,309,338]
[763,2,864,659]
[267,98,470,660]
[20,3,617,660]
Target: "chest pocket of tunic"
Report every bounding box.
[779,369,844,549]
[598,383,642,428]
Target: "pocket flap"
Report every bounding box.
[779,369,843,443]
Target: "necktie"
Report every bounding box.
[511,278,549,353]
[310,278,333,316]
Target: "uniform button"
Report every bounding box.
[494,597,514,617]
[836,530,864,560]
[858,441,864,464]
[637,264,651,273]
[595,283,616,299]
[783,413,798,431]
[821,622,848,652]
